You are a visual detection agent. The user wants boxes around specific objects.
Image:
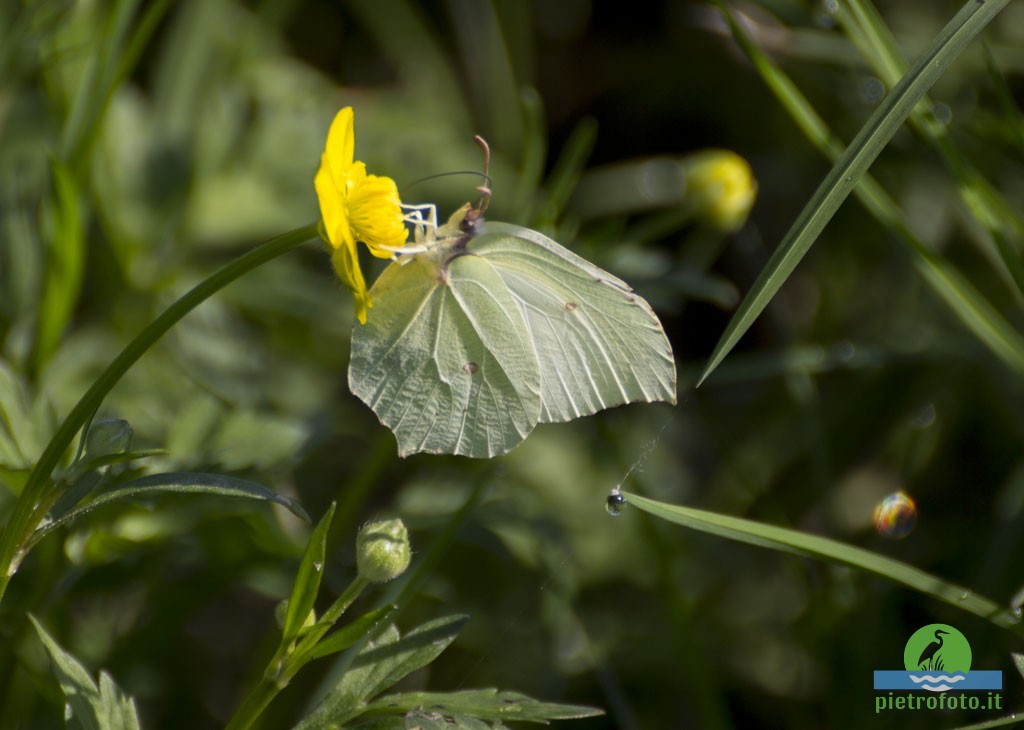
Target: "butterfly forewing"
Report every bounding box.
[349,254,541,458]
[470,222,677,423]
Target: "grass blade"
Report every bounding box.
[620,490,1023,635]
[0,224,317,603]
[841,0,1024,299]
[700,0,1012,385]
[711,0,1024,377]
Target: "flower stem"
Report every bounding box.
[0,223,319,604]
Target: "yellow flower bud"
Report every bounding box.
[683,150,757,231]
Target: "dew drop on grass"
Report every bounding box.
[606,491,627,517]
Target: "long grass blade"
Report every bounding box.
[0,225,318,603]
[700,0,1012,385]
[620,490,1023,635]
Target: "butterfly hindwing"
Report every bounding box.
[349,253,541,458]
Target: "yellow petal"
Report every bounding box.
[323,107,355,190]
[314,106,407,325]
[330,240,372,325]
[315,154,351,252]
[348,174,409,257]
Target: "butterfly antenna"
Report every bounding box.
[473,135,492,215]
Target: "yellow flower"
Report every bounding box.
[315,107,408,323]
[683,150,757,232]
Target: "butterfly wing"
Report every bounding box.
[349,254,542,458]
[470,222,677,423]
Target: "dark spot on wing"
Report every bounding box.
[565,302,577,311]
[462,362,479,374]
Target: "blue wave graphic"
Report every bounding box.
[874,670,1002,691]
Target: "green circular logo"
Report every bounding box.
[903,624,971,673]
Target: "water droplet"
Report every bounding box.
[859,77,885,105]
[873,491,916,539]
[934,103,952,126]
[606,492,626,517]
[813,0,839,26]
[313,561,323,572]
[959,590,971,601]
[910,403,936,429]
[833,340,855,362]
[1009,586,1024,617]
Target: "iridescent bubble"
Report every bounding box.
[873,491,917,539]
[606,492,627,517]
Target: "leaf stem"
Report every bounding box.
[0,223,319,604]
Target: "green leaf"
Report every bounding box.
[619,491,1023,634]
[700,0,1013,385]
[71,449,167,477]
[31,472,310,547]
[349,712,494,730]
[294,615,469,729]
[363,689,604,723]
[30,616,141,730]
[349,210,675,458]
[305,604,397,661]
[283,503,336,645]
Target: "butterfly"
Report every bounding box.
[348,197,677,458]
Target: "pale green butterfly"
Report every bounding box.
[349,174,676,458]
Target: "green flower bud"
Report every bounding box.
[85,418,133,457]
[356,518,411,583]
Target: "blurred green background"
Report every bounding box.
[3,0,1024,727]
